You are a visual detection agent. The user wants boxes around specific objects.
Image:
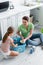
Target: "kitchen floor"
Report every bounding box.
[0,46,43,65]
[0,28,43,65]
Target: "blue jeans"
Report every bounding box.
[26,33,43,46]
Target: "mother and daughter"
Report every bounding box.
[0,16,43,57]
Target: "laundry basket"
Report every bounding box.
[10,36,26,53]
[11,44,26,53]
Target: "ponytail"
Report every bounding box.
[2,26,14,43]
[2,32,9,43]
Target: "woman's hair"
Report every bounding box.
[2,26,14,43]
[22,16,29,22]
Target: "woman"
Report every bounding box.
[17,16,43,47]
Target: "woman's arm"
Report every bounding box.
[17,30,24,39]
[26,29,33,40]
[23,29,33,42]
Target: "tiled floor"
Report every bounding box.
[0,46,43,65]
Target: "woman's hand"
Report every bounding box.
[21,36,24,40]
[22,39,27,43]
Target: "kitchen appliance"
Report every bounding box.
[0,1,9,12]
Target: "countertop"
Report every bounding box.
[0,2,43,19]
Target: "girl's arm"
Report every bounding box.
[11,43,18,47]
[10,39,18,47]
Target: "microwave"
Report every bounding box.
[0,1,9,12]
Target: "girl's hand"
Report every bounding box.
[14,44,18,47]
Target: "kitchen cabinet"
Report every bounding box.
[9,15,18,34]
[0,16,16,38]
[0,18,8,38]
[7,17,12,28]
[4,15,17,35]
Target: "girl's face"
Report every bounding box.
[22,19,28,27]
[9,32,14,36]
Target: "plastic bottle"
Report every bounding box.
[29,47,35,54]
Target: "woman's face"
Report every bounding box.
[22,19,28,27]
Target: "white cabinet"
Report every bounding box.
[9,15,18,34]
[0,18,7,38]
[0,15,18,38]
[0,16,16,38]
[7,17,12,28]
[17,13,23,27]
[6,15,17,34]
[17,11,30,27]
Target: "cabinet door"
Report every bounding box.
[7,17,12,28]
[1,18,7,38]
[10,15,18,34]
[17,11,30,27]
[17,13,23,27]
[7,15,18,34]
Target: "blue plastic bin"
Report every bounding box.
[10,36,26,53]
[11,44,26,53]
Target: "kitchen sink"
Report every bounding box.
[23,3,36,7]
[24,4,35,7]
[22,2,39,7]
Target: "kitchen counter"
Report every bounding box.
[0,6,29,19]
[0,2,43,19]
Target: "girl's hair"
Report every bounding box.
[2,26,14,43]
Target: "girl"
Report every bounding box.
[1,27,19,56]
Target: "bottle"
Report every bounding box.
[29,47,35,54]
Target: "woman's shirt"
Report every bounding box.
[18,22,34,38]
[1,36,13,52]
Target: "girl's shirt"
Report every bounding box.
[1,36,13,52]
